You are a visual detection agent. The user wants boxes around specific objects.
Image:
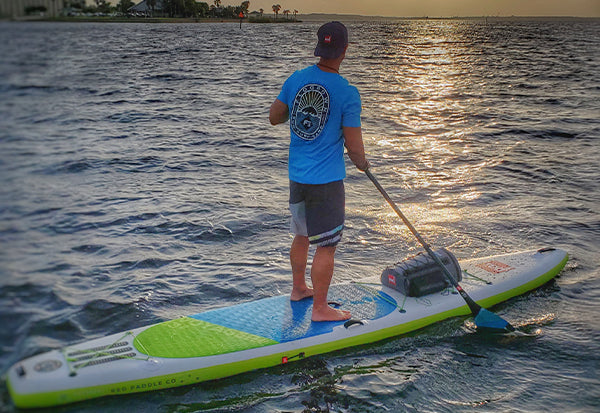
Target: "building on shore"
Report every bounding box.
[1,0,65,18]
[129,0,165,16]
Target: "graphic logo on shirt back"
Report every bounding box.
[290,84,330,141]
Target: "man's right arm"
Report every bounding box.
[269,99,289,125]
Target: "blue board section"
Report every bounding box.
[190,284,397,343]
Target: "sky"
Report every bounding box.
[247,0,600,17]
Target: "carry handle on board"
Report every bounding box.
[365,168,515,333]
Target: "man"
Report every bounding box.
[269,21,369,322]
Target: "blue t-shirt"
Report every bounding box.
[277,65,361,184]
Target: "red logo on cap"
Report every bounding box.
[324,35,332,44]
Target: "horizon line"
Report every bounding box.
[298,12,599,19]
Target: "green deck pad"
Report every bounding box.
[133,316,279,358]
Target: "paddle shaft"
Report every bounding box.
[365,169,482,316]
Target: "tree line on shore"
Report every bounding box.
[61,0,298,20]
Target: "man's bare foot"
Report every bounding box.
[311,306,351,322]
[290,287,314,301]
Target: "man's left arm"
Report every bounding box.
[343,126,369,171]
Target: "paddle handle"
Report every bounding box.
[364,169,482,315]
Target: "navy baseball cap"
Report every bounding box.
[314,21,348,59]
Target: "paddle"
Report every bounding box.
[365,169,515,333]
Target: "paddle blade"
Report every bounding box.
[474,308,515,333]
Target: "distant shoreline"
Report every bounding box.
[2,16,297,24]
[1,14,597,23]
[1,15,305,23]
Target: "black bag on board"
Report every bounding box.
[381,248,462,297]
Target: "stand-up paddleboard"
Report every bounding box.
[6,248,567,409]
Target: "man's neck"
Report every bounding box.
[317,59,341,74]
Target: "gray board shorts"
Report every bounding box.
[289,180,344,247]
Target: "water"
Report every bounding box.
[0,18,599,412]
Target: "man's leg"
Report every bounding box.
[290,234,313,301]
[310,245,351,321]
